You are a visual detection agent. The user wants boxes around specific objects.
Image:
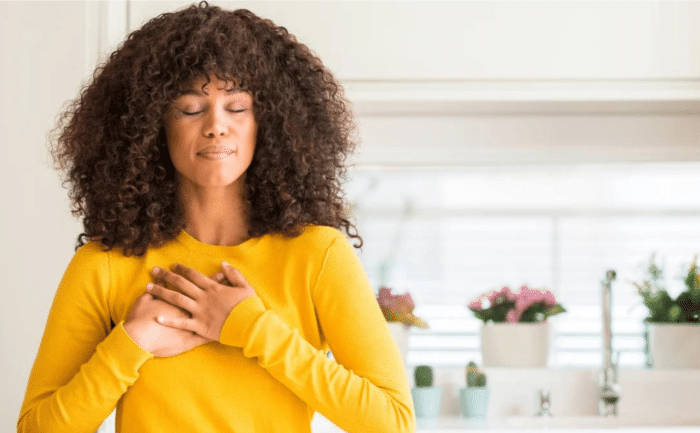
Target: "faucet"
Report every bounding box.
[535,389,552,417]
[600,269,620,416]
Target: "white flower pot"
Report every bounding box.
[480,321,550,367]
[387,322,410,365]
[460,387,489,419]
[648,323,700,369]
[411,386,442,419]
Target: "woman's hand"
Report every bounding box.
[146,262,256,341]
[123,293,212,357]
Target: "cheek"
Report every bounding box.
[164,122,191,161]
[164,119,183,142]
[163,121,176,151]
[165,132,180,161]
[245,123,258,154]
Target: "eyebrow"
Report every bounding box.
[177,87,246,97]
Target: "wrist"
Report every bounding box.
[116,321,155,360]
[219,296,265,347]
[123,320,152,353]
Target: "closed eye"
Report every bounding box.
[182,110,203,116]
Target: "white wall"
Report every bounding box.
[0,2,125,431]
[2,2,700,432]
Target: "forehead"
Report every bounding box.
[179,74,245,95]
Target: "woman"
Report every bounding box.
[18,3,415,432]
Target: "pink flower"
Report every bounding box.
[506,309,524,323]
[505,286,557,322]
[469,284,564,323]
[377,287,428,328]
[487,287,513,306]
[542,289,556,306]
[470,286,519,314]
[502,286,517,301]
[377,287,414,314]
[469,299,483,311]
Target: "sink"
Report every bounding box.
[503,415,700,428]
[414,416,700,433]
[408,367,700,433]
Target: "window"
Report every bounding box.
[347,162,700,367]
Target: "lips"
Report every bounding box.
[196,145,236,160]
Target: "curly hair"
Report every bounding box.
[52,1,361,256]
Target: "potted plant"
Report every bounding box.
[459,361,488,418]
[633,255,700,368]
[377,287,428,364]
[468,285,566,367]
[411,365,441,419]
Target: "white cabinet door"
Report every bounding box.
[128,1,700,82]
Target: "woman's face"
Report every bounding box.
[163,75,257,191]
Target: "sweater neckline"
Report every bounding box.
[175,230,262,255]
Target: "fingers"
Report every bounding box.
[210,272,233,287]
[156,314,200,334]
[170,264,218,291]
[220,261,248,287]
[149,295,193,318]
[154,265,233,291]
[153,266,204,299]
[211,272,226,284]
[147,283,197,314]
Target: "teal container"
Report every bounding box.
[460,387,489,418]
[411,387,442,419]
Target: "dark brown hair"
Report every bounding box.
[52,1,361,255]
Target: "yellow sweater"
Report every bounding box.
[18,226,415,432]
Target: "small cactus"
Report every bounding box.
[466,361,487,387]
[414,365,433,387]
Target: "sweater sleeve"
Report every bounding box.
[219,235,416,433]
[18,243,153,433]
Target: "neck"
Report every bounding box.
[177,177,251,246]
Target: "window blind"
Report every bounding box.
[347,163,700,367]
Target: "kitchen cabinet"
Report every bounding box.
[131,1,700,82]
[127,1,700,115]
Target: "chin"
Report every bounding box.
[198,174,244,188]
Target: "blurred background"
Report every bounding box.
[2,1,700,431]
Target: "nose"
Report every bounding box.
[202,109,228,138]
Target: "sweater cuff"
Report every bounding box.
[219,296,267,348]
[105,321,154,367]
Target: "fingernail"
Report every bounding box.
[146,283,153,291]
[152,267,161,275]
[222,261,232,269]
[157,316,164,323]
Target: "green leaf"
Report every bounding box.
[668,304,682,322]
[546,304,566,317]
